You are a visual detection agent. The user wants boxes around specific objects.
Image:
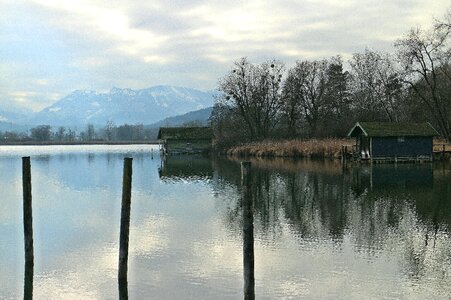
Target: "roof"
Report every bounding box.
[348,122,439,137]
[158,127,213,140]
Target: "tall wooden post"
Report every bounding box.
[241,162,255,300]
[22,157,34,300]
[118,157,133,299]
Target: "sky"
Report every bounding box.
[0,0,449,112]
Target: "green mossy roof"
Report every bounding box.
[348,122,439,137]
[158,127,213,140]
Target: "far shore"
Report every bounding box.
[0,140,161,146]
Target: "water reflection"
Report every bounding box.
[23,259,33,300]
[118,278,128,300]
[158,155,213,182]
[1,146,450,299]
[350,164,433,194]
[221,158,451,298]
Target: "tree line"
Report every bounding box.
[211,9,451,146]
[0,123,156,143]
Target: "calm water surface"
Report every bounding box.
[0,145,450,299]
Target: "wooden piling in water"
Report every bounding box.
[241,161,255,300]
[22,156,34,300]
[118,157,133,289]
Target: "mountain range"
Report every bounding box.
[0,86,217,130]
[149,107,213,127]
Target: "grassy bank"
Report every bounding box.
[227,138,353,159]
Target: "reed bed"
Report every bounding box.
[227,138,353,159]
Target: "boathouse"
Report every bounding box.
[158,126,213,155]
[347,122,439,161]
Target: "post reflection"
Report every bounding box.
[23,259,33,300]
[118,277,128,300]
[241,162,255,300]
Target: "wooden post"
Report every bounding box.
[22,157,34,300]
[241,162,255,300]
[118,157,133,299]
[443,144,446,161]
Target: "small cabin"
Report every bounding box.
[347,122,439,161]
[158,127,213,155]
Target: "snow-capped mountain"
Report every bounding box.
[29,86,216,126]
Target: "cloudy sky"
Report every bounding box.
[0,0,448,112]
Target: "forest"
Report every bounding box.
[211,9,451,148]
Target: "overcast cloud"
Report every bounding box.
[0,0,448,112]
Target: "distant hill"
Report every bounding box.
[0,110,29,125]
[0,109,30,132]
[149,107,213,128]
[27,86,216,126]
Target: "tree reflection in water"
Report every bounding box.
[226,159,449,287]
[159,156,451,296]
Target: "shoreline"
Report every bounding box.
[0,140,160,146]
[225,138,451,160]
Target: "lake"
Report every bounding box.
[1,145,450,299]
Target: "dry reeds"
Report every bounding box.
[227,138,353,159]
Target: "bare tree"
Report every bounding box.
[283,59,329,136]
[281,72,303,137]
[66,128,76,141]
[395,11,451,140]
[86,124,95,141]
[349,49,403,122]
[218,57,284,140]
[30,125,52,141]
[323,56,352,136]
[210,102,248,146]
[104,121,115,141]
[55,126,66,141]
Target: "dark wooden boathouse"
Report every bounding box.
[158,127,213,155]
[347,122,439,161]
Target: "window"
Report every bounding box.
[398,136,405,143]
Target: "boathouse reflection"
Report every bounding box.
[158,155,214,181]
